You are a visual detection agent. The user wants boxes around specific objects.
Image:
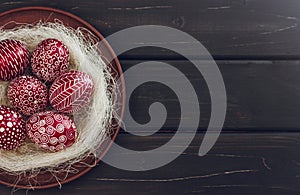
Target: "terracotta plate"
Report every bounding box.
[0,7,125,189]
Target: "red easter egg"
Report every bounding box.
[0,39,30,81]
[8,75,49,116]
[31,38,70,82]
[26,111,77,152]
[0,106,26,150]
[49,70,94,113]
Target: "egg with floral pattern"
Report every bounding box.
[0,106,26,150]
[31,38,70,82]
[26,111,77,152]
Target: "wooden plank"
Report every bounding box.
[1,0,300,59]
[121,60,300,132]
[0,133,298,194]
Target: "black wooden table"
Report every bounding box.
[0,0,300,194]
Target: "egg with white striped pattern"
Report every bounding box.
[0,39,30,81]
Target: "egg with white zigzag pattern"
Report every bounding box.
[49,70,94,113]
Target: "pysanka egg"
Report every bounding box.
[0,39,30,81]
[49,70,94,113]
[26,111,77,152]
[0,106,26,150]
[8,75,49,116]
[31,38,70,82]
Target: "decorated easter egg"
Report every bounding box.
[26,111,77,152]
[49,70,94,113]
[31,38,70,82]
[8,75,49,116]
[0,39,30,81]
[0,106,26,150]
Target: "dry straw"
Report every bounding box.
[0,21,118,181]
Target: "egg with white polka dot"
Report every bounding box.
[0,106,26,150]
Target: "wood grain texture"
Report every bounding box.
[0,133,298,194]
[123,60,300,131]
[1,0,300,59]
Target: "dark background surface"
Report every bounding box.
[0,0,300,194]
